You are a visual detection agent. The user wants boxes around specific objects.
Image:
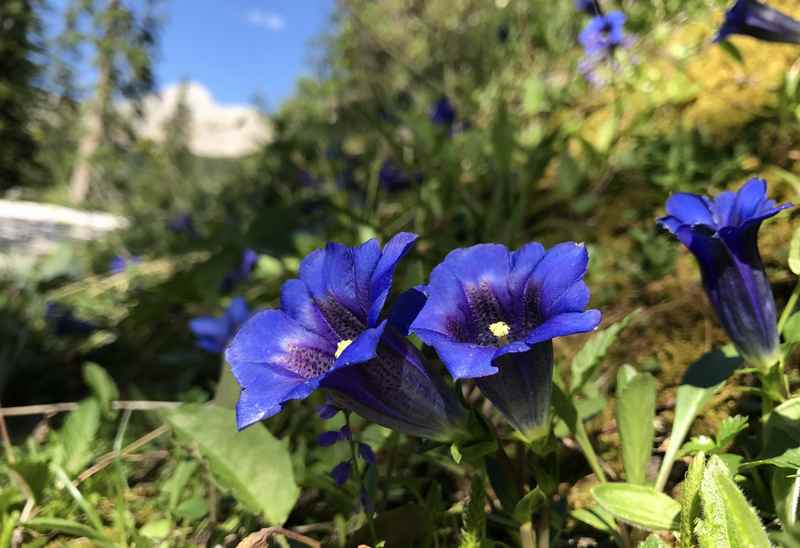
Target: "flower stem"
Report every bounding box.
[536,506,550,548]
[778,278,800,334]
[344,413,377,545]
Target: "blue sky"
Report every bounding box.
[159,1,336,107]
[48,0,336,109]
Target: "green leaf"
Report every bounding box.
[175,496,208,522]
[784,313,800,344]
[140,518,172,539]
[772,468,800,528]
[764,397,800,458]
[82,362,118,416]
[8,457,51,502]
[699,456,770,548]
[592,483,681,531]
[513,488,546,524]
[24,517,111,543]
[571,311,638,394]
[790,226,800,275]
[461,475,486,546]
[715,415,748,449]
[741,447,800,470]
[570,506,617,534]
[655,348,739,490]
[163,460,198,512]
[680,452,705,548]
[551,383,607,482]
[616,369,656,485]
[57,398,101,475]
[164,404,299,524]
[717,40,744,65]
[639,535,668,548]
[450,442,463,464]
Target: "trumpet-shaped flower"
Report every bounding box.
[658,178,792,369]
[410,242,601,439]
[190,297,250,354]
[579,11,627,57]
[225,233,469,441]
[715,0,800,44]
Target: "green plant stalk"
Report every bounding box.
[778,278,800,334]
[52,465,106,535]
[655,421,692,492]
[112,409,132,545]
[345,412,377,544]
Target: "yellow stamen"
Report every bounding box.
[488,321,511,344]
[335,339,353,359]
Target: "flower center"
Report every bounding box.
[488,321,511,345]
[335,339,353,359]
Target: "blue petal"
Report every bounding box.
[509,242,546,300]
[354,239,382,317]
[359,443,376,464]
[331,460,352,486]
[414,330,498,379]
[524,310,602,345]
[367,232,418,327]
[196,336,225,354]
[189,316,229,340]
[529,242,589,318]
[317,431,341,447]
[730,177,767,224]
[235,367,318,429]
[225,309,336,380]
[335,321,387,367]
[387,286,427,335]
[225,297,250,326]
[280,278,337,340]
[665,193,715,227]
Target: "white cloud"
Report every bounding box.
[245,9,286,31]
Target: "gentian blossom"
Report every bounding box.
[579,11,627,56]
[224,233,469,441]
[658,178,792,369]
[109,255,141,274]
[167,213,196,235]
[190,297,250,354]
[430,97,457,128]
[378,160,421,191]
[221,249,258,293]
[410,242,601,440]
[575,0,601,16]
[715,0,800,44]
[578,11,631,85]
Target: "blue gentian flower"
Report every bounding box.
[167,213,196,235]
[331,460,352,486]
[430,97,457,127]
[221,249,258,293]
[109,255,141,274]
[579,11,627,57]
[378,160,421,191]
[658,178,792,369]
[715,0,800,44]
[575,0,601,16]
[190,297,250,354]
[224,233,469,441]
[359,443,376,464]
[46,303,98,337]
[410,242,601,440]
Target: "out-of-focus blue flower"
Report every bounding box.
[167,213,196,235]
[410,242,601,439]
[579,11,627,56]
[46,303,98,337]
[299,170,319,188]
[359,442,376,464]
[109,255,141,274]
[317,425,352,447]
[575,0,601,16]
[317,401,340,419]
[430,97,457,127]
[658,178,792,369]
[190,297,250,354]
[221,249,258,293]
[715,0,800,44]
[379,160,422,191]
[224,233,469,441]
[331,460,352,486]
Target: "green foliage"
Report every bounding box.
[680,452,705,548]
[591,483,681,531]
[615,366,657,485]
[696,456,771,548]
[164,404,300,525]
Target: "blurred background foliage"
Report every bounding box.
[2,0,800,545]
